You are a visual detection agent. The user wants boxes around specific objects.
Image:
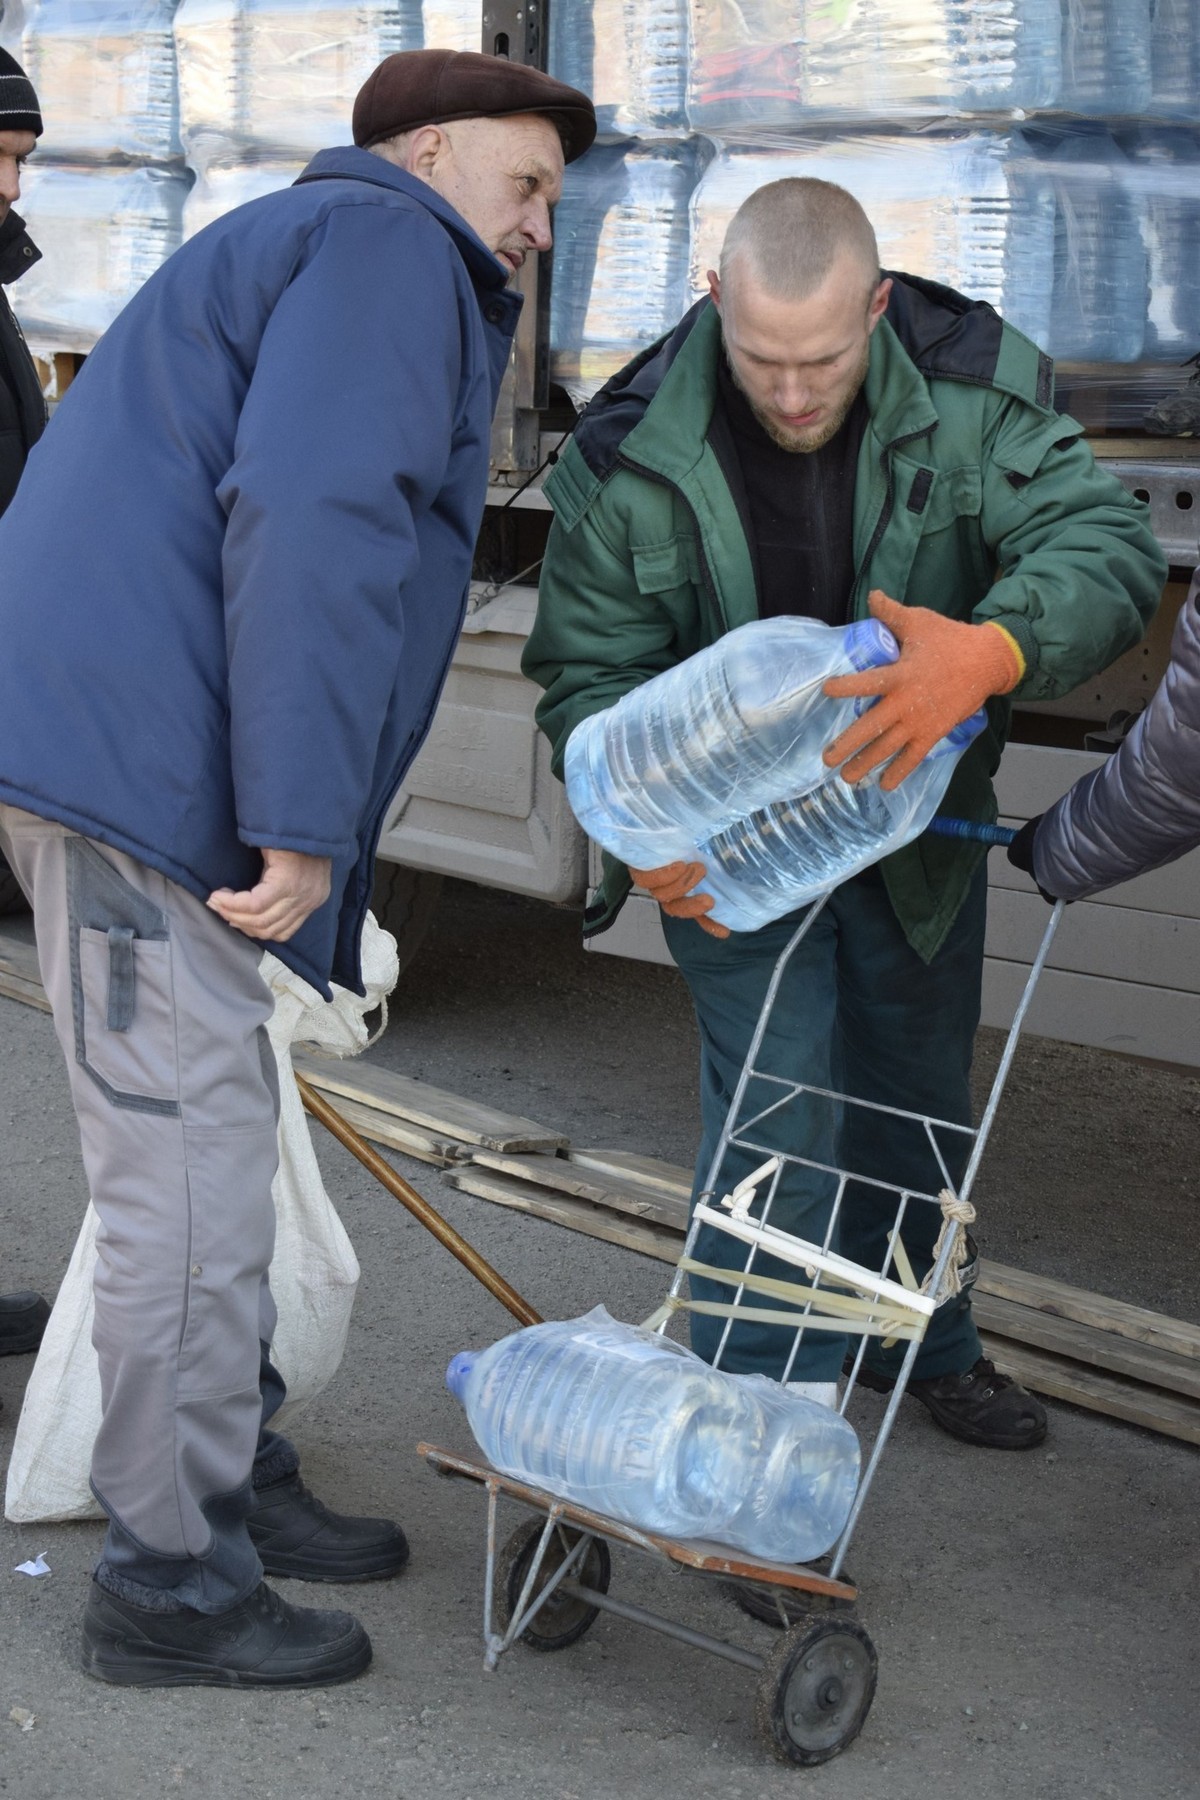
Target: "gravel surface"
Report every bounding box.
[1,879,1196,1799]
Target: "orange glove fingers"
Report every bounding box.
[834,719,915,787]
[698,915,731,939]
[660,890,719,922]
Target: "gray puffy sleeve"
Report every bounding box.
[1033,569,1200,901]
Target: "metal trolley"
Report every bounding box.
[420,845,1064,1768]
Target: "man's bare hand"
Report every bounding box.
[629,860,731,939]
[207,847,332,942]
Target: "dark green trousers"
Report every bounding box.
[662,864,987,1384]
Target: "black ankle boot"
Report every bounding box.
[247,1472,410,1582]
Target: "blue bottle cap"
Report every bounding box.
[843,618,900,672]
[446,1350,476,1401]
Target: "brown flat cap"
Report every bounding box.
[353,49,596,163]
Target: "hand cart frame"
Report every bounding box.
[419,857,1065,1767]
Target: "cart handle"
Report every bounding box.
[926,816,1017,847]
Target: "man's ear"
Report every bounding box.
[707,269,721,311]
[867,276,892,333]
[404,123,449,181]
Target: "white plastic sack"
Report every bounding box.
[4,913,399,1524]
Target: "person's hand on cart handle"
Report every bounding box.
[821,589,1024,791]
[1004,813,1064,905]
[628,860,731,939]
[208,846,332,941]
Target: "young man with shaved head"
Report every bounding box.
[525,179,1164,1476]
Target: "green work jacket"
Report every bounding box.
[524,277,1166,960]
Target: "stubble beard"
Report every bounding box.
[732,341,871,454]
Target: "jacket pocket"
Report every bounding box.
[66,839,181,1116]
[630,535,701,597]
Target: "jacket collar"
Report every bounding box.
[295,147,516,300]
[0,207,40,286]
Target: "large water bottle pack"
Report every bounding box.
[4,0,1199,417]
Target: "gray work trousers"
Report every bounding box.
[0,804,297,1613]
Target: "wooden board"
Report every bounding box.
[292,1052,568,1154]
[979,1335,1200,1448]
[324,1093,465,1168]
[0,968,50,1014]
[0,929,42,984]
[973,1292,1200,1401]
[977,1259,1200,1363]
[468,1148,690,1232]
[570,1147,694,1206]
[446,1165,681,1265]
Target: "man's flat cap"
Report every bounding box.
[353,49,596,163]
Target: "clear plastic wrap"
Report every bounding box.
[174,0,422,170]
[1059,0,1152,118]
[12,162,188,351]
[550,0,687,140]
[689,134,1057,351]
[686,0,1062,135]
[21,0,182,162]
[1149,0,1200,121]
[419,0,476,51]
[182,157,302,237]
[550,137,701,409]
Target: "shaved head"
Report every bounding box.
[719,178,881,315]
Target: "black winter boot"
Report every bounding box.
[81,1579,371,1688]
[0,1290,50,1356]
[247,1473,410,1582]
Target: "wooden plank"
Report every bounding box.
[468,1147,690,1232]
[292,1052,568,1154]
[978,1334,1200,1447]
[570,1147,694,1206]
[973,1291,1200,1401]
[0,968,50,1013]
[0,928,42,985]
[325,1094,464,1168]
[446,1166,680,1265]
[978,1259,1200,1363]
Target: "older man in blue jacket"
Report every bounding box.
[0,48,594,1689]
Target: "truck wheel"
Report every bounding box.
[0,853,30,916]
[371,862,443,976]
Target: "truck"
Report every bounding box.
[4,0,1200,1064]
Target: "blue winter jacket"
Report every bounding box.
[0,147,521,994]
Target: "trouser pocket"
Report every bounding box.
[67,838,181,1116]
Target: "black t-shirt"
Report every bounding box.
[709,353,866,626]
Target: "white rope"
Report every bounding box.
[921,1189,977,1300]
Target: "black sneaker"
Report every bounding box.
[854,1354,1047,1450]
[0,1290,50,1356]
[247,1472,410,1583]
[81,1579,371,1688]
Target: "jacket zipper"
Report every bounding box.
[854,421,938,602]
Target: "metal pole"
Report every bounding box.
[560,1582,766,1672]
[296,1073,543,1329]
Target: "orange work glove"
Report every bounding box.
[822,589,1024,791]
[628,861,731,939]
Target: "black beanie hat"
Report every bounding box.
[0,48,42,138]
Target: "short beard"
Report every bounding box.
[731,341,870,454]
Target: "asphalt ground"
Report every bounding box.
[1,878,1197,1800]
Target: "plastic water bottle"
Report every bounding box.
[1149,0,1200,120]
[1120,126,1200,361]
[564,616,899,871]
[22,0,183,162]
[1020,123,1147,364]
[549,0,688,139]
[447,1308,861,1564]
[685,0,1061,133]
[694,714,987,931]
[550,140,700,413]
[1059,0,1152,116]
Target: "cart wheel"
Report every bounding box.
[494,1519,611,1652]
[754,1614,878,1766]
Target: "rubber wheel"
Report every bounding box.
[754,1614,878,1766]
[0,853,30,917]
[727,1553,856,1630]
[493,1518,611,1652]
[370,862,443,977]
